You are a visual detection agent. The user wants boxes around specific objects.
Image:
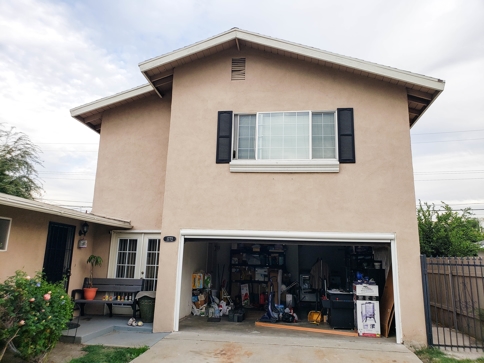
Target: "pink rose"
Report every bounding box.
[43,294,51,301]
[18,320,25,326]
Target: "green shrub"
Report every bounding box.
[0,270,74,362]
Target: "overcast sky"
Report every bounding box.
[1,0,483,217]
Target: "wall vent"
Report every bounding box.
[231,58,246,80]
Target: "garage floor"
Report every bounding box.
[179,308,366,339]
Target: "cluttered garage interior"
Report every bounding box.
[178,235,396,339]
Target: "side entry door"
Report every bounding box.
[42,222,75,291]
[108,233,161,291]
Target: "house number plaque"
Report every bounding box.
[163,236,176,242]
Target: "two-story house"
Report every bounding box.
[17,28,443,347]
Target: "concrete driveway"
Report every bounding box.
[131,330,422,363]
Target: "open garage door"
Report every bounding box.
[174,230,401,343]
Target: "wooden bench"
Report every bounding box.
[71,278,144,318]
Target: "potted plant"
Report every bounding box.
[83,255,103,300]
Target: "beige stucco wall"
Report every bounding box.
[151,47,425,346]
[92,93,171,230]
[0,206,113,295]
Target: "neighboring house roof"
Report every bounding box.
[0,193,132,229]
[71,28,445,133]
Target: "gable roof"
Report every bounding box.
[71,28,445,132]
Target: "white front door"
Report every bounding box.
[108,232,161,291]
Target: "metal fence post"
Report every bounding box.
[421,254,433,346]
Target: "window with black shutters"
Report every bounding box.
[216,108,355,172]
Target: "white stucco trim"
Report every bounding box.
[229,159,339,173]
[110,229,162,234]
[174,229,402,344]
[174,233,185,332]
[180,229,395,243]
[391,234,403,343]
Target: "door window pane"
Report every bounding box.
[116,238,138,278]
[144,239,160,291]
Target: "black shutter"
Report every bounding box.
[337,108,355,163]
[216,111,233,163]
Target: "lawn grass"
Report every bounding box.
[69,345,149,363]
[415,347,484,363]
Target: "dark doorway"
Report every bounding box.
[42,222,76,291]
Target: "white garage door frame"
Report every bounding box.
[174,229,402,344]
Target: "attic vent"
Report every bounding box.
[231,58,246,80]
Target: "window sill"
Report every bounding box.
[229,160,339,173]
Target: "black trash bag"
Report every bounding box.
[281,312,295,323]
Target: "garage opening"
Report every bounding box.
[175,231,399,341]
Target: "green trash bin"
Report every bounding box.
[138,296,155,323]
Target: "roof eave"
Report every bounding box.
[139,28,238,72]
[139,28,445,93]
[70,84,154,118]
[410,88,444,128]
[0,193,132,229]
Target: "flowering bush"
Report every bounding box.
[0,270,74,362]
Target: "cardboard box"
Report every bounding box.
[255,267,268,281]
[232,268,241,281]
[247,255,261,265]
[241,266,253,280]
[192,273,204,289]
[282,292,293,307]
[356,300,381,337]
[354,284,379,297]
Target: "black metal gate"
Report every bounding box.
[421,255,484,351]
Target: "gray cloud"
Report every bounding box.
[0,0,482,215]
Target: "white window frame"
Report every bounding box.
[0,217,12,252]
[230,110,339,173]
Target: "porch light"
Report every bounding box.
[79,222,89,236]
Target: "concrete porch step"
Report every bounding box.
[61,316,168,346]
